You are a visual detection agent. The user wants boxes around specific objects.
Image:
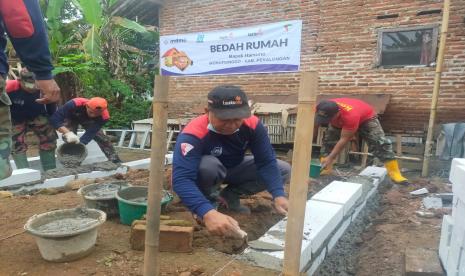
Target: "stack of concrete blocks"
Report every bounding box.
[241,166,387,274]
[439,158,465,276]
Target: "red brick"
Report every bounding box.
[130,221,194,253]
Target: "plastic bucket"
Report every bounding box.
[57,143,88,167]
[77,182,132,218]
[24,208,106,262]
[116,186,173,225]
[309,159,322,178]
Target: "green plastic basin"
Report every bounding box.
[116,186,173,225]
[309,160,322,178]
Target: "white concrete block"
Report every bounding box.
[447,223,465,276]
[312,181,362,217]
[439,215,454,266]
[77,170,115,180]
[450,162,465,203]
[165,152,173,165]
[359,166,387,179]
[41,175,76,189]
[306,200,344,254]
[459,247,465,276]
[366,185,378,200]
[0,168,41,188]
[328,217,351,253]
[452,198,465,223]
[352,200,367,222]
[306,247,327,276]
[123,158,150,170]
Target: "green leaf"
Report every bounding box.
[112,16,148,33]
[109,0,119,7]
[83,26,103,62]
[78,0,103,27]
[46,0,65,31]
[52,66,74,74]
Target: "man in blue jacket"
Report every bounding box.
[173,85,291,237]
[50,97,121,164]
[7,68,57,171]
[0,0,61,179]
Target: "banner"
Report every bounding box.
[160,20,302,76]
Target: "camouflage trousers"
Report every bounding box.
[0,76,12,180]
[321,117,395,162]
[12,115,58,154]
[66,121,120,162]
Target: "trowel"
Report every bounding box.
[248,239,284,251]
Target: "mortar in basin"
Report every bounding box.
[77,181,132,217]
[116,186,173,225]
[57,143,88,167]
[24,207,106,262]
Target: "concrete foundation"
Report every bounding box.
[240,166,387,274]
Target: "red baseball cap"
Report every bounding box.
[86,97,108,111]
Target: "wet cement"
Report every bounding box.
[313,182,384,276]
[36,217,99,235]
[44,161,119,179]
[84,182,128,200]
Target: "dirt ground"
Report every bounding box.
[1,147,451,275]
[355,175,450,276]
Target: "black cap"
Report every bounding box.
[207,85,251,120]
[315,100,339,125]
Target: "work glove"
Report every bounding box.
[63,132,80,144]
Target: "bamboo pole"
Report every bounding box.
[421,0,451,177]
[283,72,317,275]
[361,141,369,168]
[144,76,169,276]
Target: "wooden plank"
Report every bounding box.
[283,72,317,276]
[118,130,127,147]
[349,151,422,161]
[140,130,150,149]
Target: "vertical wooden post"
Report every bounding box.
[396,134,402,167]
[144,76,169,276]
[361,140,369,168]
[283,72,317,275]
[422,0,450,177]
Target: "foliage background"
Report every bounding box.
[40,0,158,128]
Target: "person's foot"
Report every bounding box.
[217,195,251,214]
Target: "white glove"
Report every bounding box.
[63,132,80,144]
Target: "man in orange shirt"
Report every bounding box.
[315,98,408,184]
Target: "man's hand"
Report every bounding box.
[320,156,335,170]
[63,132,80,144]
[273,196,289,215]
[203,209,241,237]
[35,79,61,104]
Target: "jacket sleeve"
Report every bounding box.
[0,0,54,80]
[50,100,75,129]
[79,119,106,145]
[172,133,214,218]
[249,121,285,198]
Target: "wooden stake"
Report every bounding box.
[422,0,450,177]
[361,140,369,168]
[349,151,421,161]
[283,72,317,275]
[144,76,169,276]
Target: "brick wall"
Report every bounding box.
[159,0,465,133]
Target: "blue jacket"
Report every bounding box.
[172,114,285,218]
[50,98,110,145]
[6,80,55,122]
[0,0,54,80]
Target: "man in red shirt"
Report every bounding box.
[315,98,408,184]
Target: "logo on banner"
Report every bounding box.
[211,147,223,157]
[196,34,205,43]
[162,48,193,71]
[181,143,194,156]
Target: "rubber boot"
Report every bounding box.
[320,156,333,176]
[384,159,408,184]
[39,149,57,171]
[12,153,29,169]
[219,187,251,214]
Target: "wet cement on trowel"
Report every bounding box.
[44,161,119,179]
